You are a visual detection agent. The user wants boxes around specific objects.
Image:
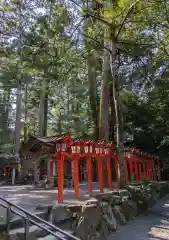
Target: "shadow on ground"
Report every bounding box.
[109,194,169,240]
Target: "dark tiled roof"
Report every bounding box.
[20,134,72,157]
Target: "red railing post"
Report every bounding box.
[98,158,104,193]
[143,162,146,180]
[106,157,113,190]
[114,156,119,186]
[74,158,79,199]
[125,159,129,184]
[133,158,139,183]
[152,159,156,181]
[128,158,133,179]
[57,153,64,203]
[87,156,92,196]
[139,163,142,182]
[157,158,161,181]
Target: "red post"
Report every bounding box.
[74,158,79,199]
[125,159,129,184]
[150,161,153,181]
[143,163,146,180]
[133,158,139,183]
[139,164,142,182]
[57,153,64,203]
[152,159,156,181]
[106,157,113,190]
[98,158,104,193]
[50,160,53,178]
[114,156,119,186]
[157,158,161,181]
[128,158,133,178]
[87,156,92,196]
[147,162,150,180]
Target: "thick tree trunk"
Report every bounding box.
[99,48,110,141]
[110,42,125,188]
[15,80,22,153]
[39,78,48,136]
[109,81,115,141]
[88,54,99,139]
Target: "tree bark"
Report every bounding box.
[110,42,125,188]
[39,78,48,136]
[88,54,99,140]
[24,83,28,142]
[15,80,22,153]
[99,47,110,141]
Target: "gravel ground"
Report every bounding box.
[109,193,169,240]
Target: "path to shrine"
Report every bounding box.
[109,193,169,240]
[1,185,169,239]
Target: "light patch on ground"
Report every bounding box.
[150,226,169,239]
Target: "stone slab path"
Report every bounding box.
[0,183,110,221]
[109,193,169,240]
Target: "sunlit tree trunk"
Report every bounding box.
[110,41,125,188]
[99,32,110,141]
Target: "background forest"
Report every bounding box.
[1,0,169,181]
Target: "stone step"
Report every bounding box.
[9,224,50,240]
[37,230,75,240]
[0,210,48,231]
[9,224,74,240]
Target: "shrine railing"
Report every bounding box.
[0,196,80,240]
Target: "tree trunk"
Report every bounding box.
[15,80,22,153]
[109,81,115,141]
[87,54,99,140]
[99,47,110,141]
[24,83,28,142]
[39,78,48,136]
[110,42,125,188]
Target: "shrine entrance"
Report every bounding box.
[20,134,161,203]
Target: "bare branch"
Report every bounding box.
[115,0,141,40]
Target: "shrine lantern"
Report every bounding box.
[55,135,72,153]
[71,140,82,154]
[104,142,112,156]
[94,141,105,156]
[83,140,94,154]
[56,142,68,152]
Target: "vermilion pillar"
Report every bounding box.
[57,154,64,203]
[98,158,104,193]
[139,163,142,181]
[50,160,53,178]
[125,160,129,184]
[147,163,151,180]
[114,156,119,186]
[128,158,133,178]
[87,156,92,196]
[143,162,146,180]
[74,158,79,199]
[150,161,153,180]
[152,159,156,181]
[106,157,112,190]
[133,158,139,183]
[157,159,161,181]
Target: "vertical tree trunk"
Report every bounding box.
[109,81,115,141]
[88,54,99,140]
[15,81,22,153]
[39,78,48,136]
[24,83,28,142]
[15,0,23,156]
[110,42,125,188]
[99,38,110,141]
